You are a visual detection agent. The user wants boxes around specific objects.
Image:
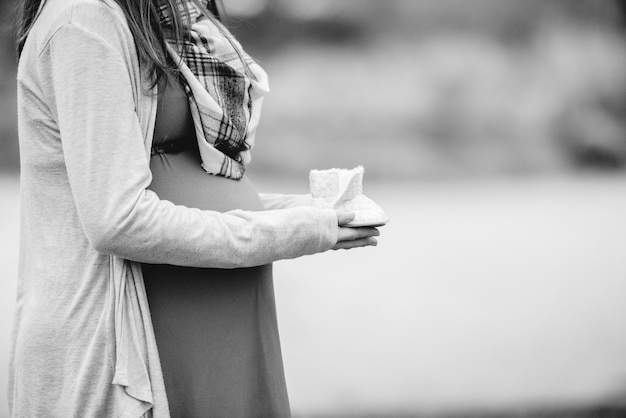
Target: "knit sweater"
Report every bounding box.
[8,0,338,415]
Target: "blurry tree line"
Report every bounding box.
[1,0,626,176]
[234,0,626,177]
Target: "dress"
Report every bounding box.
[141,73,291,417]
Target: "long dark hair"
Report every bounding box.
[16,0,228,89]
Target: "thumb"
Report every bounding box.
[336,210,355,226]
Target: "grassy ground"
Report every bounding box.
[4,173,624,417]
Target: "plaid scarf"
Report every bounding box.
[158,0,269,179]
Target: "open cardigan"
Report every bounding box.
[8,0,338,416]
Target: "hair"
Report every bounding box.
[16,0,231,90]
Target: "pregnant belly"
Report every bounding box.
[148,146,264,212]
[143,144,271,288]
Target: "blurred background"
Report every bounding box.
[2,0,626,417]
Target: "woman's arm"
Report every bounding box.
[43,19,339,269]
[258,192,312,210]
[258,194,380,249]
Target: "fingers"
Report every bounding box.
[336,226,379,243]
[332,236,378,250]
[335,210,355,226]
[333,212,381,251]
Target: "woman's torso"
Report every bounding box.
[142,73,290,417]
[148,72,264,212]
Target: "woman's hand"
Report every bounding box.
[332,211,380,250]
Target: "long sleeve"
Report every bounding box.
[258,192,313,210]
[42,22,337,269]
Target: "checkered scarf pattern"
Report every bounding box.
[158,0,269,179]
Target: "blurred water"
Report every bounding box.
[255,174,626,416]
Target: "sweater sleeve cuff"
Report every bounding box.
[317,208,339,251]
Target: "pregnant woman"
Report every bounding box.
[9,0,379,416]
